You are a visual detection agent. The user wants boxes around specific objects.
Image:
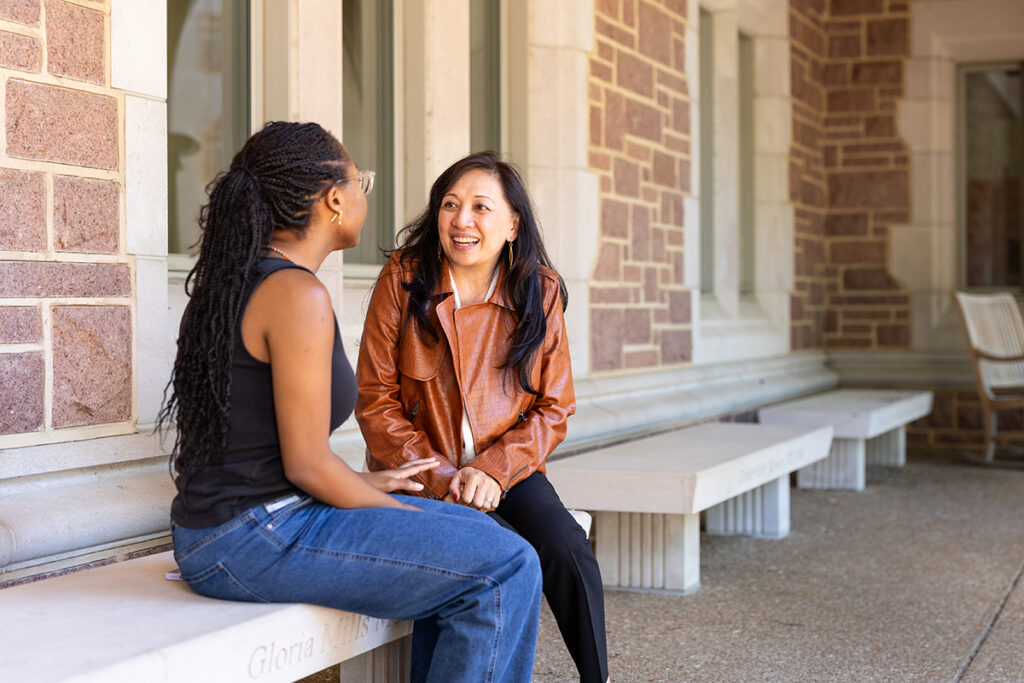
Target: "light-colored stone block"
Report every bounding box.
[112,0,167,98]
[0,551,411,682]
[867,426,907,467]
[798,437,866,491]
[136,256,174,427]
[706,473,790,538]
[759,390,934,440]
[546,422,832,592]
[125,94,168,257]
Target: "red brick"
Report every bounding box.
[842,156,891,167]
[0,0,39,25]
[867,18,908,56]
[0,30,38,71]
[0,351,43,434]
[831,0,884,14]
[668,289,690,324]
[622,0,635,26]
[601,199,630,239]
[663,0,687,18]
[828,170,907,207]
[877,322,910,347]
[624,349,659,368]
[605,90,626,150]
[591,308,625,371]
[53,176,119,253]
[660,328,691,364]
[656,68,686,93]
[614,157,640,197]
[637,1,672,65]
[617,51,653,97]
[591,59,613,83]
[827,89,874,112]
[6,80,118,169]
[673,37,686,72]
[596,16,635,48]
[0,262,130,297]
[625,98,662,141]
[590,106,602,146]
[844,309,892,320]
[864,115,896,137]
[45,0,104,83]
[651,150,676,188]
[843,267,899,290]
[825,213,869,236]
[0,306,40,342]
[624,308,651,344]
[52,305,131,427]
[828,35,861,59]
[828,240,886,264]
[672,96,689,134]
[593,243,621,282]
[596,0,618,20]
[823,64,848,86]
[632,205,650,261]
[590,287,632,304]
[851,60,902,84]
[597,40,615,63]
[0,169,45,251]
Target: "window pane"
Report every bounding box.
[470,0,501,153]
[343,0,395,266]
[964,66,1023,288]
[738,32,755,296]
[167,0,250,255]
[699,9,715,294]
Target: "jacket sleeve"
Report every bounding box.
[355,262,458,498]
[468,282,576,494]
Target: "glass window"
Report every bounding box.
[470,0,501,153]
[961,64,1023,289]
[167,0,250,256]
[343,0,395,266]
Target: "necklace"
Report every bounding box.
[267,245,293,261]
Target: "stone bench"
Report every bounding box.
[544,422,834,594]
[0,551,411,683]
[759,389,934,491]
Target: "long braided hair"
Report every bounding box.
[158,121,350,474]
[394,151,567,396]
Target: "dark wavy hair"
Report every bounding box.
[158,121,350,474]
[393,151,567,396]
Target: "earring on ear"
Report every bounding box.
[507,240,514,268]
[331,209,343,224]
[437,241,442,261]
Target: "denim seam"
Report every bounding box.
[173,511,257,561]
[187,561,272,603]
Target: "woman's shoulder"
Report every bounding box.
[379,250,420,284]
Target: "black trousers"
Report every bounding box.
[491,472,608,682]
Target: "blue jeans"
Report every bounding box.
[171,494,542,683]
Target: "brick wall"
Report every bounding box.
[0,0,132,441]
[588,0,692,373]
[791,0,914,351]
[789,0,829,351]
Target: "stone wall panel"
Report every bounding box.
[0,169,46,251]
[0,352,44,434]
[0,306,41,343]
[52,305,131,428]
[0,0,39,25]
[0,29,39,72]
[45,0,104,84]
[53,175,120,253]
[0,262,130,298]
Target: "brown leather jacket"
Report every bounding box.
[356,252,576,499]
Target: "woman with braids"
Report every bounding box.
[356,151,609,683]
[160,122,542,683]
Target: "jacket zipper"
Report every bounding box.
[409,401,420,422]
[502,412,530,494]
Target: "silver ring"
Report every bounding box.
[485,498,494,506]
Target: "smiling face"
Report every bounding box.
[437,168,519,281]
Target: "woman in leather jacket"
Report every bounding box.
[356,151,608,682]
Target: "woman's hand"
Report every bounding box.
[361,458,440,494]
[449,467,502,512]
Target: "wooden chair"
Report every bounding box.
[954,292,1024,464]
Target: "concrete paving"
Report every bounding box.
[532,450,1024,682]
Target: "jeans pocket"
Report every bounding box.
[183,561,271,603]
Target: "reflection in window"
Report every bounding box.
[167,0,250,255]
[470,0,501,153]
[963,65,1023,289]
[343,0,394,266]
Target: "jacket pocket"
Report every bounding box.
[397,335,445,381]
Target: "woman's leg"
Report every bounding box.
[172,495,541,683]
[492,473,609,683]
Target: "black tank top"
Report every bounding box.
[171,257,356,528]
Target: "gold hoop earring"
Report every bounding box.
[437,242,442,261]
[507,240,514,268]
[331,209,343,224]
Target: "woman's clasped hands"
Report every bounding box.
[446,467,502,513]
